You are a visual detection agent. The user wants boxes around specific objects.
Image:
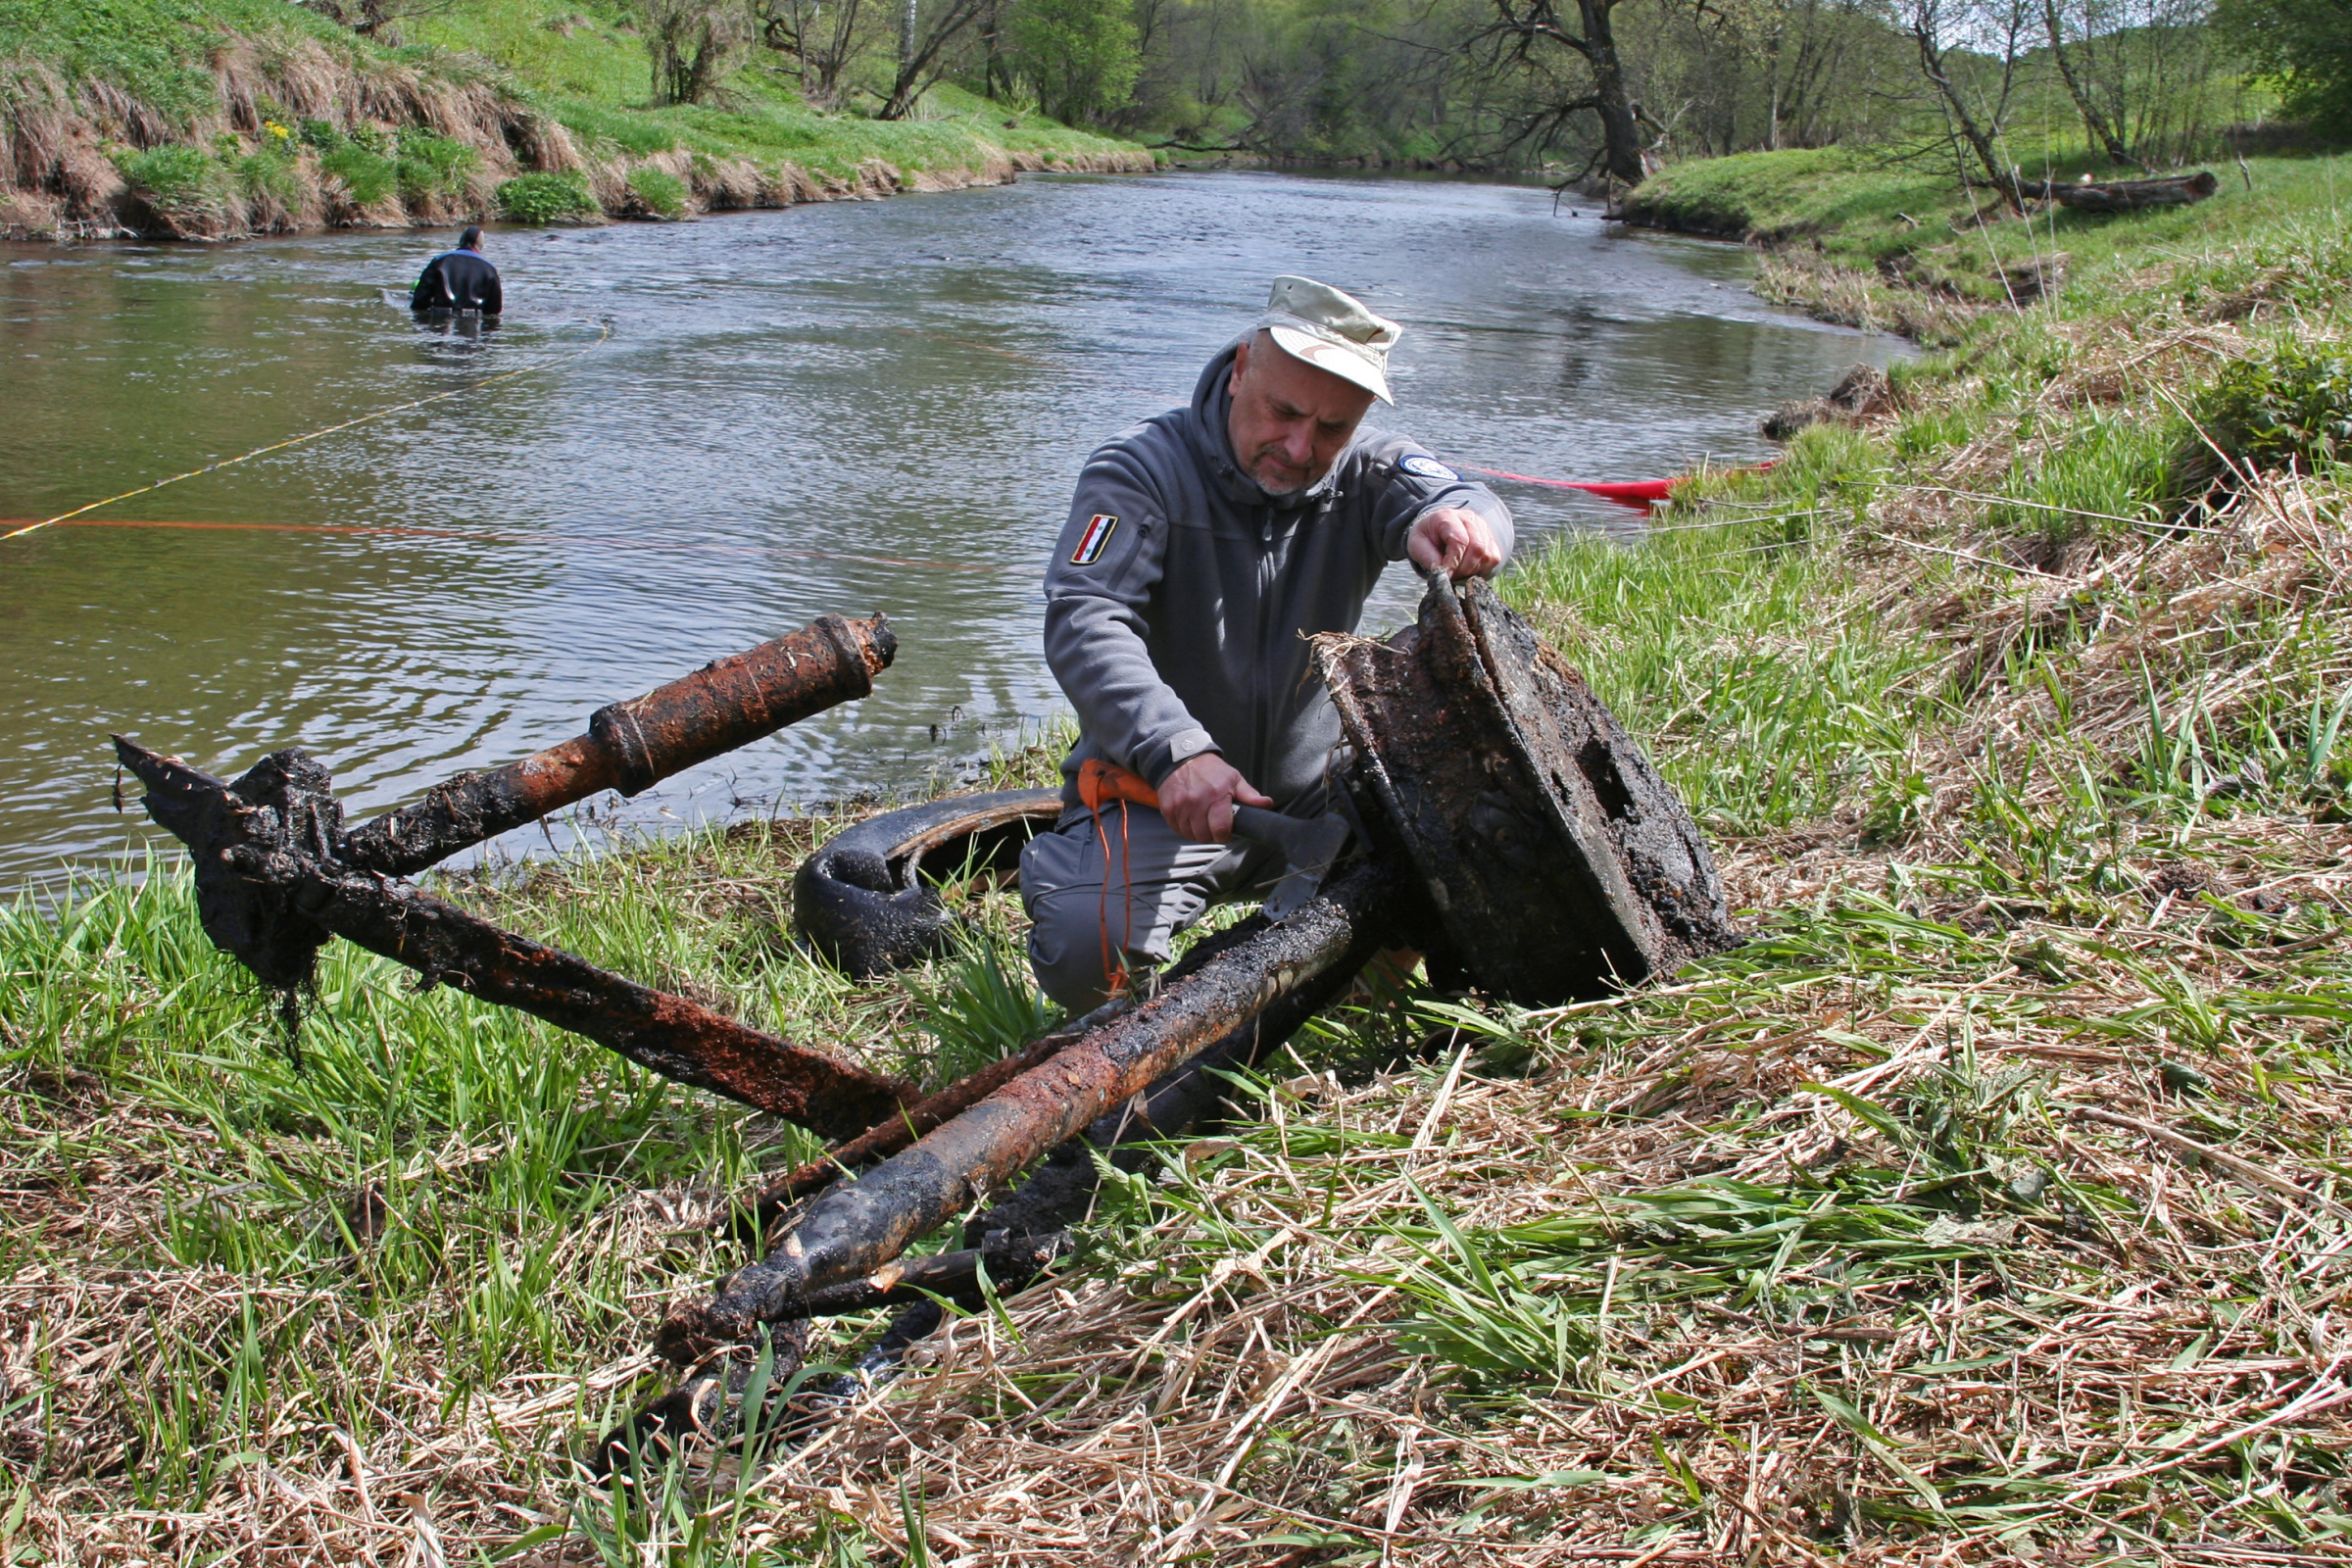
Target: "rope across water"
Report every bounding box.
[0,318,613,544]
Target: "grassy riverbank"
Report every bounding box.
[8,161,2352,1560]
[0,0,1147,241]
[1623,145,2351,344]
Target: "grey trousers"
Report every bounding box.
[1018,803,1282,1012]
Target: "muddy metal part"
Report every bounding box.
[622,577,1736,1456]
[793,787,1063,978]
[114,614,909,1136]
[663,858,1396,1355]
[1316,576,1737,1004]
[116,739,916,1135]
[344,614,898,877]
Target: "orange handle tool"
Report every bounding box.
[1078,758,1160,812]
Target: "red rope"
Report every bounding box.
[1455,461,1779,513]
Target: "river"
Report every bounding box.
[0,169,1900,888]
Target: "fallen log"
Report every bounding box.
[115,739,915,1135]
[2013,170,2218,213]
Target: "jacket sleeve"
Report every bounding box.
[409,258,439,312]
[482,266,503,315]
[1352,432,1515,568]
[1040,442,1219,789]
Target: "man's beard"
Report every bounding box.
[1248,453,1312,498]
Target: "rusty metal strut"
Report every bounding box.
[674,858,1396,1345]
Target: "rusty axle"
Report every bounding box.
[114,739,915,1134]
[113,613,912,1138]
[343,614,896,876]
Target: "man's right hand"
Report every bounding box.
[1157,753,1274,843]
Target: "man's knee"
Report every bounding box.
[1025,904,1142,1013]
[1019,815,1194,1012]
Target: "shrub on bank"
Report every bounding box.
[395,128,478,204]
[2189,339,2352,486]
[232,147,301,207]
[318,131,398,207]
[112,143,224,224]
[496,169,596,223]
[625,165,688,218]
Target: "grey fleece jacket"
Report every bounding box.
[1042,340,1515,811]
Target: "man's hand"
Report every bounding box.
[1408,507,1504,581]
[1157,753,1273,843]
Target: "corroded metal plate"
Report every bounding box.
[1315,576,1737,1004]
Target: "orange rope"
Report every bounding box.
[1,321,612,544]
[1089,800,1139,999]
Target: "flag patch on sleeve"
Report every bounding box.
[1399,454,1459,482]
[1070,514,1119,565]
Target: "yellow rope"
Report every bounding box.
[2,319,613,544]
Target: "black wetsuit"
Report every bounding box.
[410,249,502,314]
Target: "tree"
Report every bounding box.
[1900,0,2034,205]
[1477,0,1648,184]
[2042,0,2223,169]
[645,0,753,105]
[2216,0,2352,138]
[1011,0,1145,125]
[757,0,879,108]
[876,0,992,118]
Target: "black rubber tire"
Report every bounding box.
[792,788,1063,978]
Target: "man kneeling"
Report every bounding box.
[1022,275,1513,1011]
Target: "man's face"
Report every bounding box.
[1225,331,1376,497]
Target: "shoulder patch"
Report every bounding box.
[1398,454,1458,483]
[1070,514,1119,565]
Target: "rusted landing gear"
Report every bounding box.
[612,576,1737,1473]
[116,614,914,1138]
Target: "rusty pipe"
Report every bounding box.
[718,898,1306,1239]
[341,614,896,877]
[720,996,1139,1240]
[685,858,1396,1338]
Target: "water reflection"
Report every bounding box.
[0,170,1903,886]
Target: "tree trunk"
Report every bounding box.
[1579,0,1645,186]
[2042,0,2143,168]
[1909,12,2019,209]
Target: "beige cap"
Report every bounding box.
[1258,274,1400,404]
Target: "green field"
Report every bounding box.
[1623,145,2349,338]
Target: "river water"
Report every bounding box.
[0,169,1898,888]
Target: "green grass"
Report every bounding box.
[1632,145,2352,313]
[0,0,362,124]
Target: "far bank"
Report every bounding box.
[1614,145,2349,346]
[0,0,1150,244]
